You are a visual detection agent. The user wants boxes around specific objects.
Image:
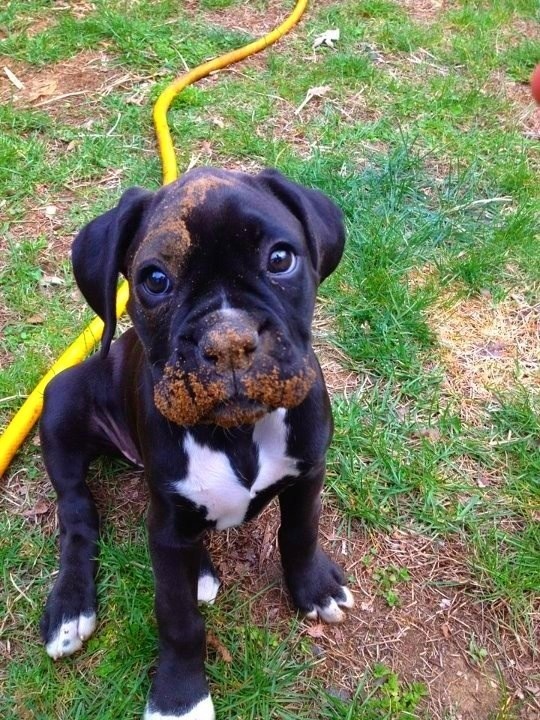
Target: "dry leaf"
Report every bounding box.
[207,633,232,663]
[3,66,24,90]
[306,624,325,638]
[313,29,340,49]
[295,85,331,115]
[23,499,50,517]
[27,79,58,102]
[27,314,45,324]
[441,623,451,639]
[40,275,64,287]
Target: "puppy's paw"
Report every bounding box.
[285,549,354,624]
[198,549,220,605]
[197,572,220,605]
[41,578,97,659]
[304,586,354,623]
[144,694,215,720]
[44,613,97,660]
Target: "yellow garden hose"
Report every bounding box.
[0,1,308,477]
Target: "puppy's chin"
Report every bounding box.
[154,385,266,427]
[201,400,268,428]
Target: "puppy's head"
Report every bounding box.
[72,168,345,427]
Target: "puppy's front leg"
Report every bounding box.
[278,468,354,624]
[145,500,214,720]
[40,371,100,660]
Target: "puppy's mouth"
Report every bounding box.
[203,398,268,428]
[153,362,316,427]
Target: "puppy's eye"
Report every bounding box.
[267,245,297,274]
[140,267,171,295]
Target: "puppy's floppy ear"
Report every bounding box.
[256,169,345,282]
[72,187,153,357]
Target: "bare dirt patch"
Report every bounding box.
[7,0,97,37]
[180,136,266,175]
[185,0,301,37]
[399,0,457,24]
[503,79,540,140]
[510,17,540,43]
[207,501,537,719]
[484,70,540,140]
[427,290,540,423]
[3,167,125,285]
[0,193,76,373]
[4,191,76,267]
[313,304,366,397]
[61,1,97,20]
[0,50,141,125]
[253,84,381,160]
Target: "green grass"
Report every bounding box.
[1,0,539,718]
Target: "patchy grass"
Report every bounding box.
[1,1,539,719]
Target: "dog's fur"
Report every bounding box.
[40,167,353,719]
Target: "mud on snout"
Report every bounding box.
[153,361,317,427]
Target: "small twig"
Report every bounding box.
[3,66,24,90]
[207,633,232,663]
[33,90,88,107]
[0,395,27,404]
[446,197,512,215]
[100,73,134,96]
[107,112,122,136]
[9,573,35,607]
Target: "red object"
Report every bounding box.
[530,64,540,104]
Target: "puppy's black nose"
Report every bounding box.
[200,312,259,371]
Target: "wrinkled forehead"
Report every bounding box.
[132,173,237,270]
[131,171,297,273]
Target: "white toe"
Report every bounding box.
[144,694,215,719]
[46,612,96,659]
[197,574,220,605]
[317,598,346,624]
[46,618,81,660]
[78,612,97,640]
[46,619,80,659]
[304,587,354,623]
[337,586,355,609]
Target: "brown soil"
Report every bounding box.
[0,49,141,124]
[2,191,77,267]
[207,501,538,719]
[399,0,458,24]
[501,76,540,139]
[184,0,304,36]
[427,290,540,423]
[313,305,366,397]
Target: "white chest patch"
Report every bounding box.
[174,409,299,530]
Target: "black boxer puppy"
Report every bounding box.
[39,167,353,720]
